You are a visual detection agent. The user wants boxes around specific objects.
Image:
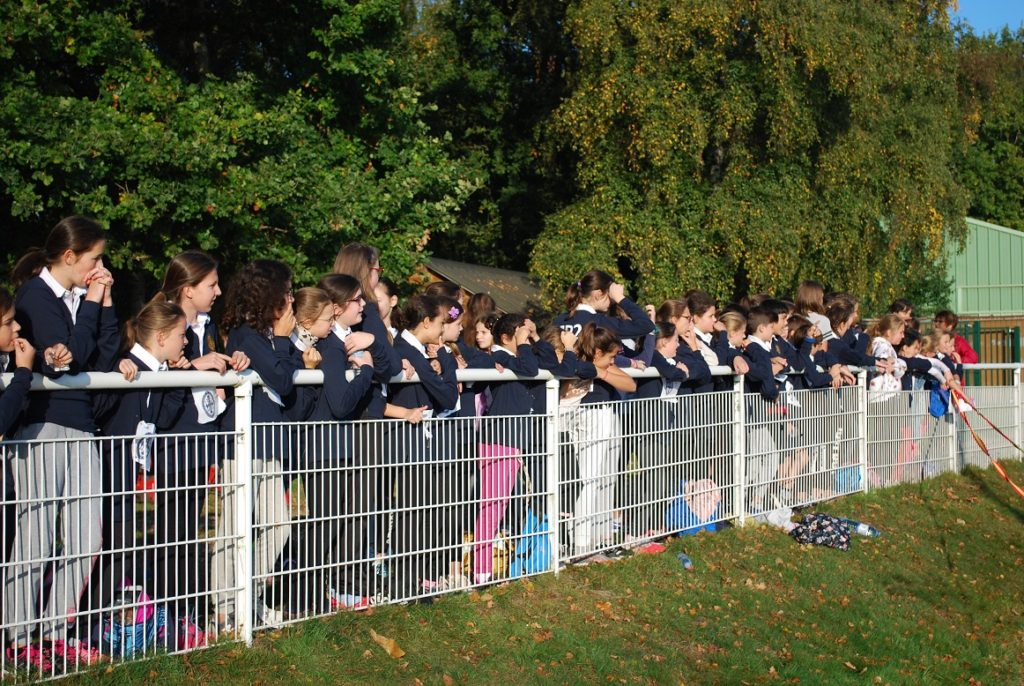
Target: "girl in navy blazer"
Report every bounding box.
[216,260,306,627]
[388,295,459,599]
[565,324,635,557]
[302,277,378,610]
[470,314,540,584]
[6,217,117,666]
[91,300,193,652]
[158,250,249,639]
[554,270,654,342]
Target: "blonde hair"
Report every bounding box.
[124,300,185,352]
[718,311,746,336]
[294,287,332,324]
[867,313,904,340]
[919,333,937,355]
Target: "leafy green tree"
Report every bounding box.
[531,0,968,314]
[956,26,1024,233]
[406,0,574,269]
[0,0,470,307]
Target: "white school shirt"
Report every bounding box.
[40,267,86,324]
[694,328,719,367]
[190,313,211,355]
[189,312,227,423]
[400,330,435,428]
[661,357,682,398]
[746,335,772,352]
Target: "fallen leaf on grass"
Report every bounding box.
[443,674,455,685]
[369,629,406,658]
[534,630,553,642]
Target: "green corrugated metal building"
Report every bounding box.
[949,217,1024,317]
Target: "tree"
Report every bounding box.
[531,0,968,314]
[0,0,470,308]
[956,26,1024,233]
[405,0,574,270]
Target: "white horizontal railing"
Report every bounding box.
[0,362,1019,680]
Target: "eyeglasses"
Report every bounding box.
[370,266,383,275]
[347,297,364,305]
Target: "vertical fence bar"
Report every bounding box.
[949,391,960,474]
[233,376,255,645]
[857,370,869,493]
[731,374,746,526]
[1014,367,1022,461]
[544,377,561,574]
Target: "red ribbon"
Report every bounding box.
[949,387,1024,500]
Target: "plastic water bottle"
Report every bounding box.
[841,518,881,537]
[677,553,693,570]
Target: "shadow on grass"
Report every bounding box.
[962,464,1024,525]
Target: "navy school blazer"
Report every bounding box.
[14,276,120,433]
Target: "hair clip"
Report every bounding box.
[448,306,461,320]
[576,280,582,289]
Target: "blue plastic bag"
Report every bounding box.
[508,507,551,577]
[929,387,950,418]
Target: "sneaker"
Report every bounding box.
[176,617,207,651]
[6,644,51,672]
[635,542,667,555]
[604,547,631,560]
[255,601,284,629]
[328,589,371,612]
[51,638,106,666]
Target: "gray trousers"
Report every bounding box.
[210,456,290,622]
[3,423,103,644]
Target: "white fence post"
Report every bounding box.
[857,370,869,493]
[1014,367,1022,460]
[731,374,746,526]
[233,375,255,646]
[544,377,561,574]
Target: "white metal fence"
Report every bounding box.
[0,363,1020,679]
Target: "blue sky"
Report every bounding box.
[952,0,1024,35]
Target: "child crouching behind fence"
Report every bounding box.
[564,323,635,557]
[90,300,199,656]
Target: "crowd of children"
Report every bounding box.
[0,217,978,670]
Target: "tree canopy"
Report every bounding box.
[2,0,1018,317]
[530,0,968,314]
[0,0,471,304]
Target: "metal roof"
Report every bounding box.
[425,257,543,315]
[949,217,1024,316]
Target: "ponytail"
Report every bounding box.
[393,294,442,333]
[161,250,219,305]
[565,270,614,316]
[123,300,185,353]
[11,216,106,288]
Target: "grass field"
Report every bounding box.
[73,461,1024,685]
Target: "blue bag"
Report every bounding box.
[508,507,552,577]
[835,466,861,493]
[928,387,950,418]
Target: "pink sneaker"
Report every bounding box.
[176,617,207,651]
[51,639,106,666]
[6,644,52,672]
